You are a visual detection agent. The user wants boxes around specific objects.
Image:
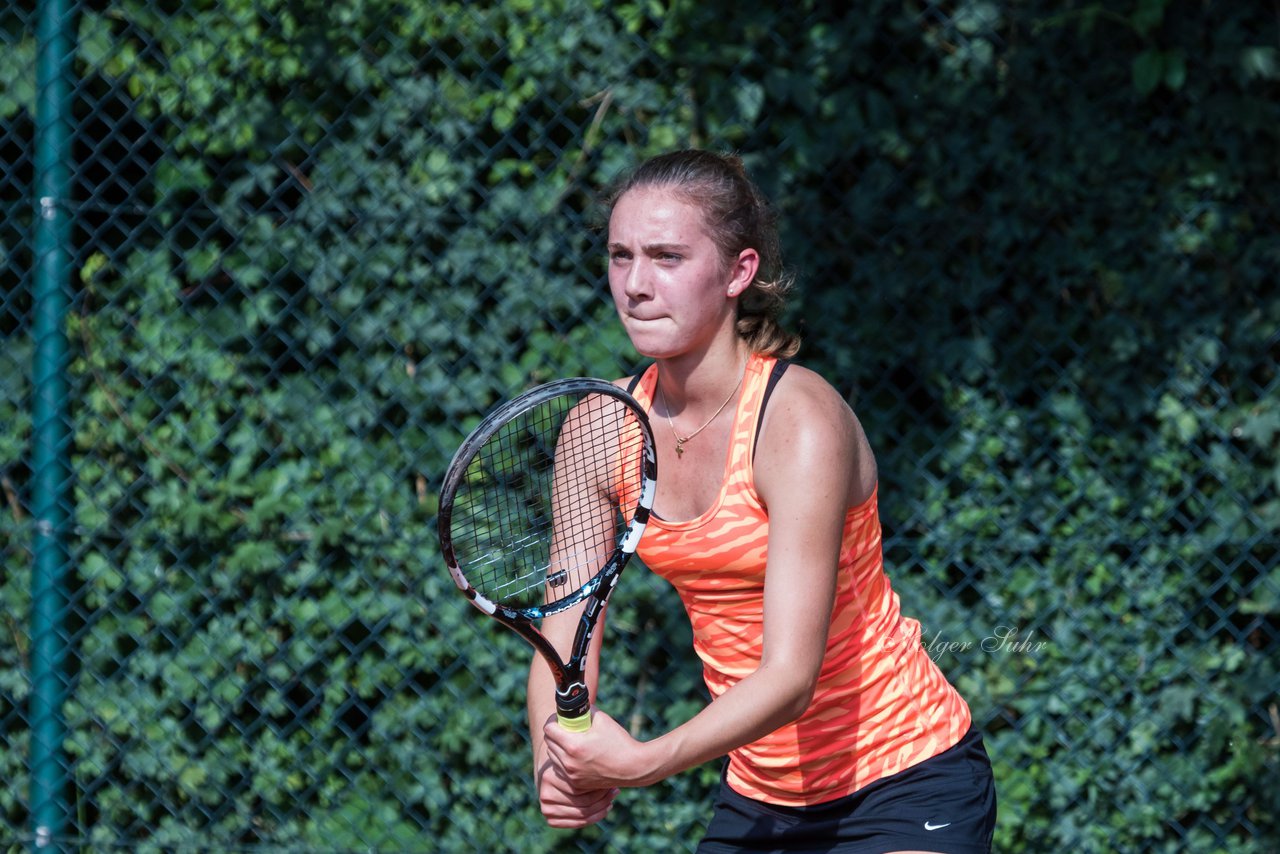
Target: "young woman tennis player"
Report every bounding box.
[528,150,997,853]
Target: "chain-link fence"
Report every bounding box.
[3,1,1278,851]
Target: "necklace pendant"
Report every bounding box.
[658,360,746,463]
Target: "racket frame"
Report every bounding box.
[438,377,657,729]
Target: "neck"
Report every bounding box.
[655,341,751,414]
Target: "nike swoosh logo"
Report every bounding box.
[924,821,952,831]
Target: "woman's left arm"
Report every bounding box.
[542,367,873,790]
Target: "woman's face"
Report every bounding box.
[607,186,754,360]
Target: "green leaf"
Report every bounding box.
[1163,50,1187,90]
[1133,49,1164,95]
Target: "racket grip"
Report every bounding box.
[556,710,592,732]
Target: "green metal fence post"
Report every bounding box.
[30,0,75,848]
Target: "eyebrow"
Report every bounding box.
[607,241,692,253]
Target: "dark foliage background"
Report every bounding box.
[2,1,1277,851]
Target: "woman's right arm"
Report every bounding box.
[527,604,617,828]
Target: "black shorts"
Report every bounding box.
[697,727,997,854]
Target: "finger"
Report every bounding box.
[543,732,582,774]
[541,792,613,818]
[542,719,570,747]
[542,738,568,773]
[540,779,616,810]
[542,773,608,803]
[543,796,614,828]
[546,814,603,830]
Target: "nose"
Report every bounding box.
[622,259,650,300]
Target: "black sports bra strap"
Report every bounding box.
[625,365,650,395]
[752,358,791,460]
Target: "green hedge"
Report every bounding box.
[1,1,1277,851]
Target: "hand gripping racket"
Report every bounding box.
[438,378,657,731]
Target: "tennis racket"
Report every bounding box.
[438,377,657,732]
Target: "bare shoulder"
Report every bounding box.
[756,364,878,505]
[768,363,851,418]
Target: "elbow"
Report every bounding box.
[775,667,820,724]
[792,678,820,721]
[756,645,824,725]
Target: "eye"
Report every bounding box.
[609,249,632,263]
[657,252,682,263]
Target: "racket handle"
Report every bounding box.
[556,710,592,732]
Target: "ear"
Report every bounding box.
[726,248,760,298]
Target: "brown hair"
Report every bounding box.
[606,150,800,358]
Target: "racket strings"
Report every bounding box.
[449,392,646,611]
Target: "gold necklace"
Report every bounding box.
[657,365,745,458]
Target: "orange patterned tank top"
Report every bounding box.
[629,353,971,806]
